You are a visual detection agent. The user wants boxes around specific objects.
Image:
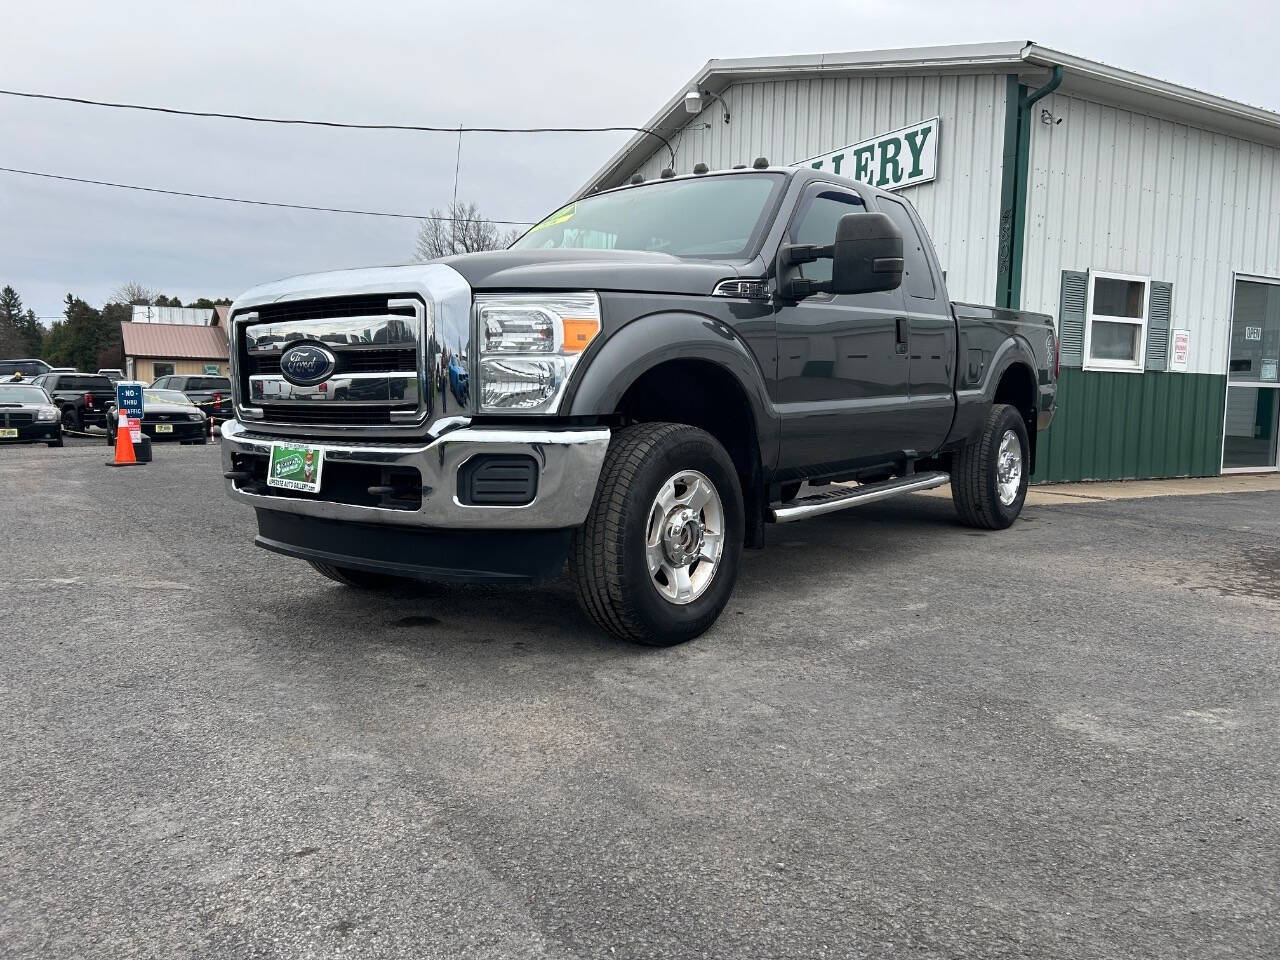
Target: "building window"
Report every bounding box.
[1083,271,1149,372]
[153,361,176,378]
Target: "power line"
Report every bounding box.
[0,87,677,166]
[0,165,535,224]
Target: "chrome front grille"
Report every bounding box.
[233,294,429,432]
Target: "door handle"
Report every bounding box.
[895,317,909,355]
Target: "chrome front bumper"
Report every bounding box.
[220,419,610,529]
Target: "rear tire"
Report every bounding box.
[61,407,81,432]
[570,422,744,646]
[951,403,1029,529]
[307,561,408,589]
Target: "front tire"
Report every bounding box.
[570,423,744,646]
[951,403,1030,529]
[307,561,408,589]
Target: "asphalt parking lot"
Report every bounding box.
[2,441,1277,959]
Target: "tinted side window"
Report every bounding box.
[877,197,935,300]
[790,189,865,284]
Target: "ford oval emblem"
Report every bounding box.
[279,343,336,386]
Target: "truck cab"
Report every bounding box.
[222,166,1055,645]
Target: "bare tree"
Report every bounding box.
[414,201,520,261]
[111,282,158,306]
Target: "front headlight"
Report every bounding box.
[36,406,58,422]
[476,293,600,413]
[187,412,204,421]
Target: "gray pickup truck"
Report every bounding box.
[222,165,1055,645]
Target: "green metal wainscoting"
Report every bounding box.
[1032,369,1227,483]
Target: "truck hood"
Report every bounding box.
[441,249,747,296]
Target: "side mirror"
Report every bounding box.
[830,212,904,295]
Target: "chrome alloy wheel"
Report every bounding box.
[996,429,1023,506]
[645,469,725,605]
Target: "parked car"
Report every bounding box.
[151,374,232,419]
[106,388,208,444]
[0,358,52,380]
[97,368,126,383]
[0,382,63,447]
[29,372,117,431]
[220,164,1056,646]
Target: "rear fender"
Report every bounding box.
[950,335,1042,447]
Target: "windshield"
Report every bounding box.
[0,385,49,404]
[0,360,49,376]
[144,389,194,406]
[512,173,784,258]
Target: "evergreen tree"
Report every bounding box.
[17,309,43,356]
[45,293,112,371]
[0,286,26,357]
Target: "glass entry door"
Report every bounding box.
[1223,277,1280,471]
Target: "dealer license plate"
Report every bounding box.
[155,424,173,433]
[267,441,324,493]
[0,428,17,438]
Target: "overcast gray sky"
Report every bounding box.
[2,0,1277,324]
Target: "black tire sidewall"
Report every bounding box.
[618,431,744,642]
[985,406,1030,526]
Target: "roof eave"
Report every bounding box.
[577,41,1280,198]
[1024,44,1280,142]
[575,42,1032,198]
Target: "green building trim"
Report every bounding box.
[1033,369,1227,483]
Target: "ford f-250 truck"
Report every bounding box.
[221,165,1055,645]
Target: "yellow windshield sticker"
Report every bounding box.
[529,203,576,232]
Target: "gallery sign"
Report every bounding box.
[794,117,939,191]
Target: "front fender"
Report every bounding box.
[564,310,780,469]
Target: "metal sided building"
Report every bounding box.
[578,42,1280,481]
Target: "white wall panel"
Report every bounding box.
[1022,91,1280,375]
[627,73,1009,306]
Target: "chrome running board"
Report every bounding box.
[769,471,950,523]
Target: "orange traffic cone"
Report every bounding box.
[106,419,145,467]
